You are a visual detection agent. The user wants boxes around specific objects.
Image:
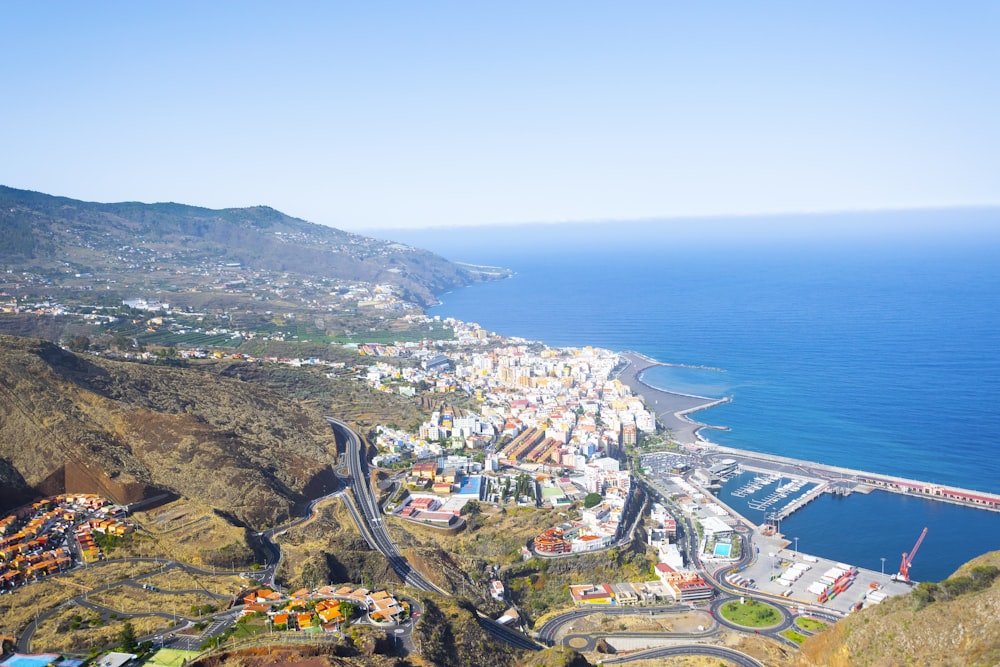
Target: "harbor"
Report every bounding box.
[625,347,1000,587]
[642,451,924,615]
[618,350,1000,519]
[724,534,915,616]
[699,443,1000,518]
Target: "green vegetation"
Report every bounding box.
[718,599,782,628]
[92,530,132,553]
[189,603,216,617]
[583,492,603,508]
[339,599,359,625]
[139,330,242,349]
[65,335,91,352]
[780,628,807,644]
[506,546,654,623]
[795,616,829,632]
[911,565,1000,609]
[117,621,138,653]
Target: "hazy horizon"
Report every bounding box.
[2,3,998,231]
[373,207,1000,254]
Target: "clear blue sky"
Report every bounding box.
[2,2,998,231]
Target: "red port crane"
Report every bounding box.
[897,527,928,582]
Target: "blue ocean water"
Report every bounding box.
[385,212,1000,581]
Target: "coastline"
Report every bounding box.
[615,350,731,444]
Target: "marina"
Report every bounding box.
[730,473,780,498]
[641,451,920,615]
[745,477,809,511]
[620,352,1000,519]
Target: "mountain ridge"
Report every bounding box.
[0,184,492,307]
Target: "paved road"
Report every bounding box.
[327,417,541,653]
[600,643,765,666]
[536,605,716,646]
[16,415,814,660]
[328,417,447,595]
[14,557,236,653]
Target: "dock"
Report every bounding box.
[617,350,1000,517]
[640,455,919,616]
[771,482,828,521]
[700,442,1000,516]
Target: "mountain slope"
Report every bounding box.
[0,334,340,528]
[799,551,1000,667]
[0,185,481,306]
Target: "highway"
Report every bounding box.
[326,417,542,652]
[330,414,822,657]
[327,417,447,595]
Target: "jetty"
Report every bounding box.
[771,482,829,521]
[703,443,1000,517]
[620,350,1000,518]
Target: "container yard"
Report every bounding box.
[725,538,914,615]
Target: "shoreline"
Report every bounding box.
[616,350,1000,517]
[614,350,731,444]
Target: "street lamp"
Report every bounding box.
[881,557,886,577]
[793,536,799,558]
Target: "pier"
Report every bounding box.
[771,482,828,521]
[700,442,1000,517]
[617,350,1000,518]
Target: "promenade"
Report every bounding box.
[615,350,730,444]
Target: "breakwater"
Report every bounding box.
[618,350,1000,518]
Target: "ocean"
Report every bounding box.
[382,210,1000,582]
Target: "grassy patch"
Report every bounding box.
[781,628,808,645]
[229,617,271,639]
[147,648,201,667]
[0,561,160,638]
[131,499,254,567]
[719,600,782,628]
[795,616,830,633]
[89,587,219,617]
[32,607,164,654]
[139,568,245,598]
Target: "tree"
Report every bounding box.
[66,335,91,352]
[118,620,138,653]
[112,334,131,351]
[339,600,358,626]
[583,493,603,508]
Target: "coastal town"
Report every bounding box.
[4,287,1000,663]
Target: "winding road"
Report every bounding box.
[327,417,542,652]
[601,644,765,666]
[15,415,823,662]
[15,558,240,653]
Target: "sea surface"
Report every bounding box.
[383,211,1000,582]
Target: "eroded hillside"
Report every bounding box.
[0,335,340,529]
[798,551,1000,667]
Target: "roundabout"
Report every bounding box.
[717,598,786,630]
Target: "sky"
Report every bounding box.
[2,2,999,232]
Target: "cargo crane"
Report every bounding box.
[894,527,928,583]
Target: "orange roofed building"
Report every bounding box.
[569,583,615,606]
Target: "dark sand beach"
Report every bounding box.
[614,350,730,444]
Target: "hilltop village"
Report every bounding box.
[1,495,134,592]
